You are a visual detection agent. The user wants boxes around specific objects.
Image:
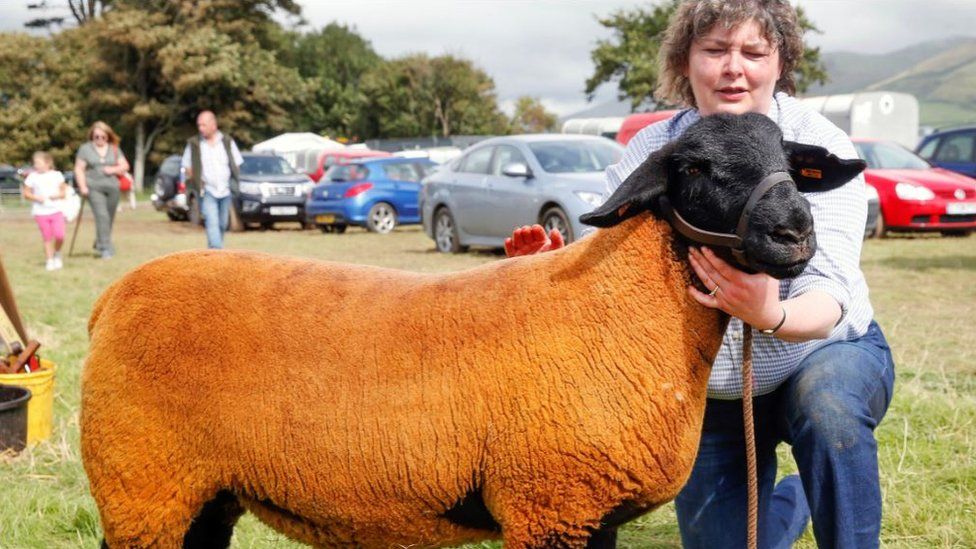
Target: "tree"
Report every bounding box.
[0,31,89,168]
[510,96,557,134]
[359,54,508,139]
[80,1,308,190]
[273,22,382,139]
[585,1,827,110]
[25,0,110,30]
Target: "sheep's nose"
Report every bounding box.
[771,227,811,245]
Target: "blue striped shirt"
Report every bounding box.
[605,92,874,399]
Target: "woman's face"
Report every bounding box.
[685,19,782,116]
[92,129,109,146]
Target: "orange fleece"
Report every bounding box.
[81,212,726,548]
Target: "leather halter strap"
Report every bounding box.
[658,171,794,268]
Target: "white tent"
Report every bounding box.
[252,133,345,170]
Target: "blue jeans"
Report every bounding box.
[675,321,895,549]
[201,191,231,249]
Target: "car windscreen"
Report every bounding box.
[240,156,296,175]
[854,141,930,170]
[326,164,369,182]
[528,140,623,173]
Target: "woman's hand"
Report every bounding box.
[504,225,565,257]
[102,165,119,176]
[687,246,783,330]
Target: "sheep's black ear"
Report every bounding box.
[784,141,867,193]
[580,142,675,228]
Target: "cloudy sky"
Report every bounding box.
[2,0,975,116]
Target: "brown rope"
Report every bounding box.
[742,325,758,549]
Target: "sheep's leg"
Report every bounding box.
[182,490,245,548]
[585,526,618,548]
[99,490,243,549]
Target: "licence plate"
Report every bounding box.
[315,214,336,224]
[270,206,298,216]
[946,202,976,215]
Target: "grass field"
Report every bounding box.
[0,198,973,548]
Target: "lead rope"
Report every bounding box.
[742,325,758,549]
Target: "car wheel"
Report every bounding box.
[260,221,274,231]
[434,207,463,253]
[334,224,348,234]
[541,206,573,244]
[873,212,887,239]
[188,193,202,226]
[166,211,181,222]
[318,224,333,234]
[366,202,397,234]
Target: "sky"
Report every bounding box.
[2,0,975,117]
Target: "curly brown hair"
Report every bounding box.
[655,0,805,108]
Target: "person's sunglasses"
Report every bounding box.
[93,134,108,140]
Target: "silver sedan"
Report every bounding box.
[421,134,623,253]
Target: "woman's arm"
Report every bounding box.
[688,246,842,342]
[74,158,89,196]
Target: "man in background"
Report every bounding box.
[182,111,243,249]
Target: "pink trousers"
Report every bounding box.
[34,212,66,242]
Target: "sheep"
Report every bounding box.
[80,112,865,549]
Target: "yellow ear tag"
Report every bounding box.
[800,168,822,179]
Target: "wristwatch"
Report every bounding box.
[759,306,787,335]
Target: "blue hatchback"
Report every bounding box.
[916,126,976,178]
[306,157,437,233]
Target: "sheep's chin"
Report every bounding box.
[750,257,809,280]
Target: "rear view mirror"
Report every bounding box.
[502,162,532,178]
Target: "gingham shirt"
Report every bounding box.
[605,92,874,399]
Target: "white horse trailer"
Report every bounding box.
[800,92,920,149]
[561,117,625,140]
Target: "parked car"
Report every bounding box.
[863,182,880,239]
[915,125,976,178]
[421,134,624,253]
[0,164,21,200]
[307,149,392,183]
[150,155,188,221]
[306,157,437,234]
[234,153,315,230]
[853,138,976,237]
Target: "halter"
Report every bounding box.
[657,171,795,269]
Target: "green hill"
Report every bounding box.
[808,37,976,128]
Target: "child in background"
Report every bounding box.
[22,151,68,271]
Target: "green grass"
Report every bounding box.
[0,200,974,548]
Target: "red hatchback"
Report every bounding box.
[853,139,976,237]
[308,149,392,183]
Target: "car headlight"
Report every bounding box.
[894,182,935,201]
[863,184,879,201]
[239,182,263,195]
[300,182,315,196]
[574,191,605,208]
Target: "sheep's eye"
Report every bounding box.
[685,166,701,176]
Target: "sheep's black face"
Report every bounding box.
[668,114,814,279]
[581,112,866,280]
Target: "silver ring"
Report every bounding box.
[708,285,720,297]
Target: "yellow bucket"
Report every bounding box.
[0,358,54,445]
